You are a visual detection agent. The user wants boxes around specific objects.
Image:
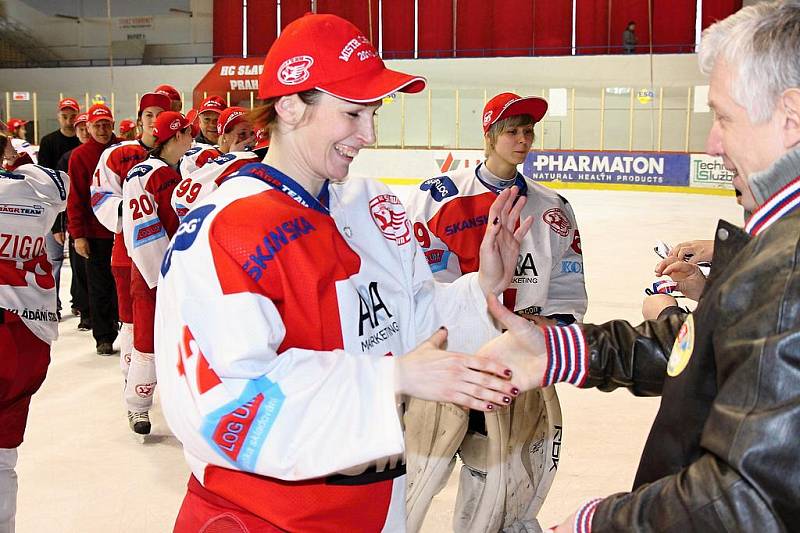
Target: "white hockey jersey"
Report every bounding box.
[179,144,222,179]
[0,164,69,343]
[405,163,587,322]
[10,138,38,164]
[122,158,181,288]
[155,163,500,531]
[171,151,259,221]
[90,139,149,234]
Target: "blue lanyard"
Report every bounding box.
[474,162,528,197]
[226,162,331,215]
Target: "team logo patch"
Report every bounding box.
[369,194,411,245]
[0,203,44,217]
[424,248,450,273]
[420,175,458,202]
[667,315,695,377]
[542,208,571,237]
[278,55,314,85]
[482,110,493,127]
[571,229,582,254]
[127,164,152,181]
[135,383,155,397]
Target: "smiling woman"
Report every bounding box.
[154,12,534,532]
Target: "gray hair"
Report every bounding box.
[699,0,800,123]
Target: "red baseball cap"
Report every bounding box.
[216,107,249,135]
[259,14,426,103]
[87,104,114,123]
[74,113,89,126]
[152,111,190,144]
[58,98,80,112]
[119,119,136,135]
[185,108,200,137]
[138,92,172,116]
[6,118,28,130]
[198,96,226,114]
[482,92,548,133]
[154,84,181,104]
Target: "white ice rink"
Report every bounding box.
[16,186,742,532]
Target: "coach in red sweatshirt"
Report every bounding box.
[66,104,119,355]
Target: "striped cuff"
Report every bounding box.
[573,498,603,533]
[542,324,589,387]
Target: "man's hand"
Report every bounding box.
[52,231,65,246]
[74,237,90,258]
[395,327,518,412]
[478,186,534,297]
[669,239,714,263]
[655,256,706,300]
[476,295,548,392]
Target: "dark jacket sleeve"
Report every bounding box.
[591,222,800,532]
[581,312,685,396]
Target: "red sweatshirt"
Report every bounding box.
[67,135,117,239]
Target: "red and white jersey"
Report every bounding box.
[91,140,149,233]
[171,151,259,221]
[179,144,222,179]
[406,164,587,321]
[10,138,38,164]
[122,158,180,289]
[155,163,499,531]
[0,164,69,343]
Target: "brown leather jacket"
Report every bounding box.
[585,209,800,532]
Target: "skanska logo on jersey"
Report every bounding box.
[445,214,489,236]
[420,175,457,202]
[242,217,316,282]
[213,153,237,165]
[161,204,215,276]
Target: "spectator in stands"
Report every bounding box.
[66,104,119,354]
[155,84,183,112]
[36,97,82,319]
[193,95,226,146]
[118,119,137,140]
[57,113,92,329]
[623,21,637,54]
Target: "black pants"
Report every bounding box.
[68,238,90,318]
[85,238,118,345]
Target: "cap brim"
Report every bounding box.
[317,67,426,103]
[59,104,80,111]
[497,97,548,124]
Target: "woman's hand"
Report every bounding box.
[476,295,549,392]
[478,186,534,297]
[395,327,518,412]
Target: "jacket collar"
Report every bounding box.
[745,174,800,236]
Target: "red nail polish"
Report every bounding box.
[504,369,512,377]
[511,387,520,396]
[503,396,511,404]
[492,217,499,225]
[487,404,494,410]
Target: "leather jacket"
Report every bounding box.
[584,207,800,532]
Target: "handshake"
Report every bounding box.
[395,294,550,413]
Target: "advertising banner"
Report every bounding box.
[523,150,691,187]
[689,154,734,189]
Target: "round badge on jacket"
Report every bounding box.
[667,314,695,377]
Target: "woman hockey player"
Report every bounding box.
[155,13,530,532]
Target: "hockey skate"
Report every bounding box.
[127,411,151,436]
